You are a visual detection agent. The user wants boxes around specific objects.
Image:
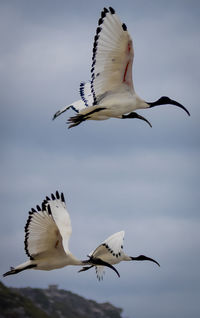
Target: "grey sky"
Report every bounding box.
[0,1,200,317]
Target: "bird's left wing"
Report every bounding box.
[53,100,86,120]
[24,198,65,260]
[46,191,72,254]
[89,231,125,280]
[53,82,94,120]
[91,7,134,105]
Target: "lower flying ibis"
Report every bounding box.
[79,230,160,281]
[3,192,159,280]
[53,7,190,128]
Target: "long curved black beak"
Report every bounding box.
[148,96,190,116]
[131,255,160,267]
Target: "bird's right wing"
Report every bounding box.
[24,196,65,260]
[24,191,72,260]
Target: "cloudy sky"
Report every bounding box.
[0,0,199,317]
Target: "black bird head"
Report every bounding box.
[131,254,160,267]
[147,96,190,116]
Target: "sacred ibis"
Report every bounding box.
[79,230,160,281]
[53,7,190,128]
[3,192,159,280]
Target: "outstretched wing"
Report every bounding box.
[91,7,134,105]
[24,191,71,260]
[53,82,94,120]
[53,100,86,120]
[89,231,125,280]
[45,192,72,254]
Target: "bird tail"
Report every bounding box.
[67,107,106,128]
[3,263,37,277]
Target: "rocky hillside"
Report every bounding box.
[0,282,123,318]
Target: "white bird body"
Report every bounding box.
[53,7,190,128]
[10,253,82,272]
[78,91,148,120]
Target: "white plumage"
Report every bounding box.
[53,7,190,128]
[3,192,159,280]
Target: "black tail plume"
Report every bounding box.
[3,264,37,277]
[67,107,106,128]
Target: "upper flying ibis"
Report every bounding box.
[79,230,160,281]
[53,6,190,128]
[3,191,159,280]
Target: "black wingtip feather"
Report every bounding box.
[98,18,103,25]
[51,193,56,200]
[24,214,34,260]
[47,204,52,215]
[122,23,127,31]
[94,35,98,42]
[61,192,65,203]
[36,205,41,211]
[96,27,102,34]
[109,7,115,14]
[56,191,60,199]
[101,11,106,19]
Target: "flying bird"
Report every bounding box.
[79,231,160,281]
[3,192,159,280]
[53,6,190,128]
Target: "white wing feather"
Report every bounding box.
[47,193,72,254]
[24,205,65,260]
[24,192,72,261]
[53,100,86,120]
[90,231,125,280]
[91,7,134,104]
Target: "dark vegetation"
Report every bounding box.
[0,282,122,318]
